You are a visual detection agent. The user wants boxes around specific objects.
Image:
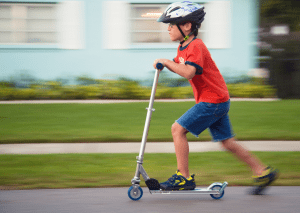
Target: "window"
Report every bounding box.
[0,1,85,49]
[130,3,207,44]
[103,1,230,49]
[0,2,58,45]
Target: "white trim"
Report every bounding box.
[101,1,231,49]
[102,1,130,49]
[204,1,231,49]
[58,1,85,49]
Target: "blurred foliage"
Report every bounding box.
[0,81,14,88]
[258,0,300,99]
[269,40,300,99]
[0,75,276,100]
[76,76,100,85]
[227,83,276,98]
[260,0,300,31]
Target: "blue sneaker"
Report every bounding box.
[160,170,196,191]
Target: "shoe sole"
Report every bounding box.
[251,170,279,195]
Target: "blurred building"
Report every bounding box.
[0,0,259,81]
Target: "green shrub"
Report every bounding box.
[0,80,277,100]
[0,88,15,100]
[0,81,14,88]
[156,86,175,99]
[14,89,37,100]
[227,83,276,98]
[61,85,100,99]
[117,81,147,99]
[173,87,194,99]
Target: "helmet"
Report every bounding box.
[157,1,205,27]
[157,1,206,43]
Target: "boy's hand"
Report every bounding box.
[154,58,196,80]
[153,59,167,70]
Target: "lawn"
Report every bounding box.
[1,152,299,189]
[0,100,299,143]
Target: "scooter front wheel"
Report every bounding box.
[128,186,143,201]
[210,185,225,200]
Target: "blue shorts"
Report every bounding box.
[176,100,235,142]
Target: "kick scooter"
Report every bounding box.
[128,63,228,201]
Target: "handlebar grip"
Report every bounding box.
[156,63,164,70]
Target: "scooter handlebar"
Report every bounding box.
[156,63,164,70]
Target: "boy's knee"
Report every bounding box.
[171,122,187,136]
[171,123,179,135]
[221,137,236,151]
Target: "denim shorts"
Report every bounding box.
[176,100,235,142]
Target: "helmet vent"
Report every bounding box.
[169,6,181,13]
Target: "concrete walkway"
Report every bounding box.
[0,141,299,154]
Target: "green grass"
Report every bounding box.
[0,100,299,143]
[1,152,299,189]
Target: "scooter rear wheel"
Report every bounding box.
[128,186,143,201]
[210,185,225,200]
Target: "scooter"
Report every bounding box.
[128,63,228,201]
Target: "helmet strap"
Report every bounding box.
[177,24,197,45]
[177,24,187,45]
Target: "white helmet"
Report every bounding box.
[157,1,206,43]
[157,1,205,26]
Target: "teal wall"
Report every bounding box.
[0,0,259,81]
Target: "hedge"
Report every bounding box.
[0,80,276,100]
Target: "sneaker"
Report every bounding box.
[251,166,279,195]
[160,170,196,191]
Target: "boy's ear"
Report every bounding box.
[183,22,192,31]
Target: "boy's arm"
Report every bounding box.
[153,59,196,80]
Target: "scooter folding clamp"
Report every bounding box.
[146,107,155,111]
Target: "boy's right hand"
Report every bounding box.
[153,59,166,70]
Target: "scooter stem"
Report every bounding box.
[138,68,160,163]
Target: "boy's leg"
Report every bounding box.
[159,102,213,191]
[221,137,265,176]
[221,137,279,195]
[159,122,196,191]
[171,122,190,178]
[169,102,218,179]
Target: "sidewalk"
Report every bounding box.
[0,141,299,154]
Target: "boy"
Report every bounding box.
[153,1,278,195]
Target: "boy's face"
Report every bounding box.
[168,22,192,42]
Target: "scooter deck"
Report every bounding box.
[149,182,228,195]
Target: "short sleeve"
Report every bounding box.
[173,56,178,63]
[185,43,204,75]
[173,46,180,63]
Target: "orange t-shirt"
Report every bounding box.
[174,38,230,104]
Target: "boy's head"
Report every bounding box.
[157,1,205,43]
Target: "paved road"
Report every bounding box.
[0,187,299,213]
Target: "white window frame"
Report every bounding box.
[130,3,173,45]
[0,1,85,49]
[0,2,59,46]
[103,1,231,50]
[129,3,207,46]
